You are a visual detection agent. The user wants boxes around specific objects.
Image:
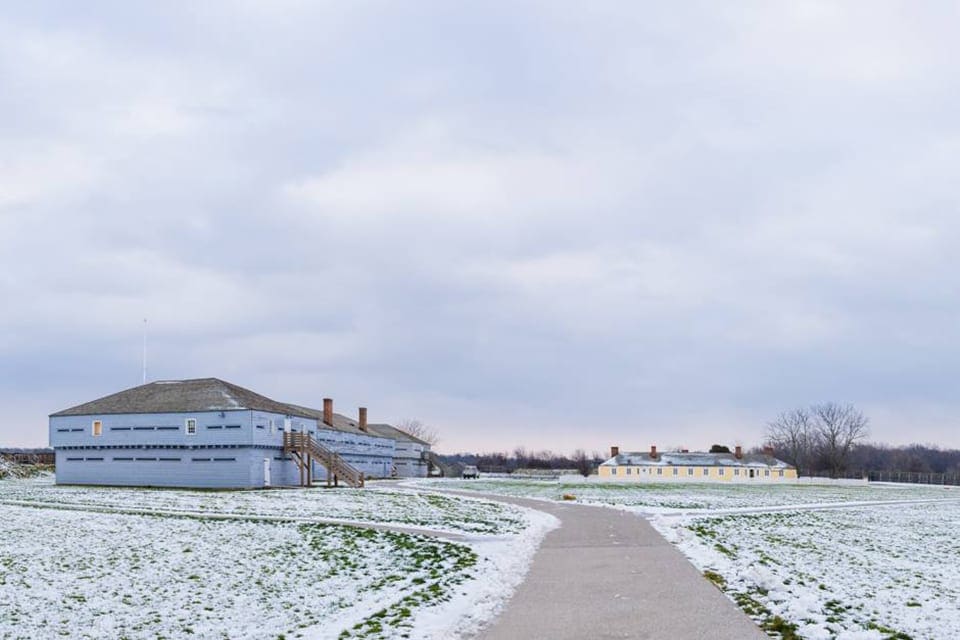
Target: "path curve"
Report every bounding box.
[452,492,768,640]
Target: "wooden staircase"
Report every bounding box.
[283,431,365,488]
[422,450,450,477]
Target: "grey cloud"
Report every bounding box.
[2,2,960,452]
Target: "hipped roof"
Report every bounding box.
[601,450,793,469]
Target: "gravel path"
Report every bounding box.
[466,493,768,640]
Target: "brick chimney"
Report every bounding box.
[610,446,619,458]
[650,445,657,459]
[358,407,368,432]
[323,398,333,426]
[735,445,743,459]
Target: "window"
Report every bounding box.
[673,468,678,476]
[778,470,784,477]
[734,469,740,476]
[687,468,694,476]
[185,418,197,435]
[719,468,725,476]
[626,467,632,475]
[702,467,709,476]
[764,469,770,477]
[656,468,662,475]
[269,419,275,434]
[92,420,103,436]
[611,468,617,475]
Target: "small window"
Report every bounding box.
[269,419,275,434]
[92,420,103,436]
[778,470,784,477]
[702,467,709,476]
[626,467,632,475]
[672,468,678,475]
[185,418,197,435]
[611,468,617,475]
[764,469,770,477]
[656,468,662,475]
[687,468,694,476]
[734,468,740,476]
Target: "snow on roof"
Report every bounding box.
[600,451,793,469]
[50,378,308,418]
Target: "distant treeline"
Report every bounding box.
[441,448,605,475]
[847,443,960,475]
[441,442,960,477]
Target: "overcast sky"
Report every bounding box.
[2,1,959,453]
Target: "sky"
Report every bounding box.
[2,1,960,454]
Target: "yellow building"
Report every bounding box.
[598,445,798,482]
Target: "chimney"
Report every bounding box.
[358,407,368,432]
[681,448,689,453]
[735,445,743,459]
[763,446,774,456]
[650,445,657,459]
[323,398,333,426]
[610,446,619,458]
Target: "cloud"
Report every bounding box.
[3,2,960,452]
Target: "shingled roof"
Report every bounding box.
[601,451,793,469]
[364,423,430,446]
[282,404,371,437]
[49,378,315,419]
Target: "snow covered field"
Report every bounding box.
[425,478,960,639]
[428,477,958,512]
[0,477,556,640]
[652,502,960,640]
[1,477,527,535]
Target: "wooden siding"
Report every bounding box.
[50,409,398,488]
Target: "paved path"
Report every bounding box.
[468,494,768,640]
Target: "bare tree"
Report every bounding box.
[811,403,869,478]
[765,408,817,476]
[572,449,591,477]
[395,419,440,446]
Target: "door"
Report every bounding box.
[264,458,271,487]
[749,469,755,479]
